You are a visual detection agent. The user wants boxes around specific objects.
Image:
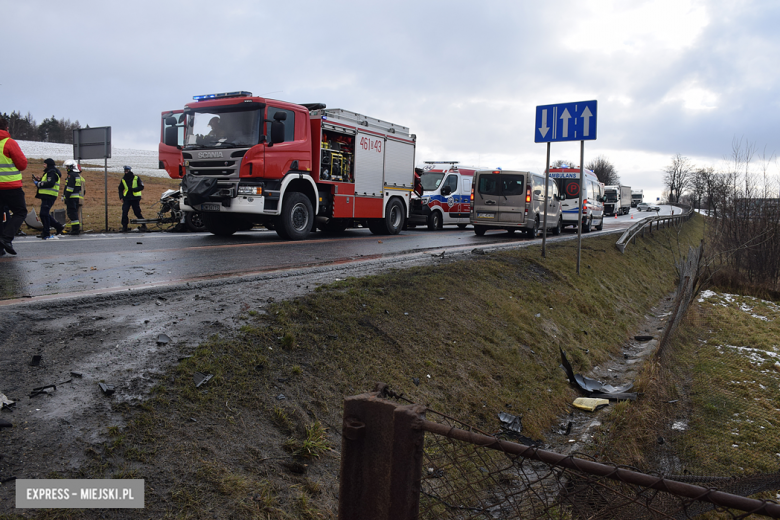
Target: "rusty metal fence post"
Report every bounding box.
[338,389,426,520]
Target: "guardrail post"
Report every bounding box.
[338,390,426,520]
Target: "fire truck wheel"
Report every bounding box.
[383,198,405,235]
[427,211,442,230]
[552,216,563,236]
[185,211,206,232]
[280,192,313,240]
[202,213,239,236]
[474,225,487,236]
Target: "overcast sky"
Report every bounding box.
[4,0,779,202]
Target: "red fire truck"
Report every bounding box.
[159,91,417,239]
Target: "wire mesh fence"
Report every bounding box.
[415,406,780,519]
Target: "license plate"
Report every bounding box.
[200,203,220,212]
[477,212,495,219]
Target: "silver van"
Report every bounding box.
[470,170,563,237]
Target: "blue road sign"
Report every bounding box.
[534,100,597,143]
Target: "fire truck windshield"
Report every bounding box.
[420,172,445,191]
[184,109,262,149]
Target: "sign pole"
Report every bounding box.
[104,157,108,232]
[541,142,551,258]
[576,140,585,274]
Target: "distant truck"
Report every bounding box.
[160,91,416,239]
[408,161,477,230]
[631,189,644,208]
[603,185,632,216]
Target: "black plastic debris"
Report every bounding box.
[472,248,486,255]
[29,384,56,398]
[70,371,83,378]
[194,372,213,388]
[98,383,115,396]
[30,355,41,367]
[156,334,171,345]
[0,418,12,428]
[412,377,420,386]
[635,335,654,342]
[498,412,523,433]
[560,348,636,400]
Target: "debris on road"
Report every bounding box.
[573,397,610,412]
[70,371,83,378]
[0,393,14,410]
[29,384,56,398]
[98,383,115,396]
[194,372,213,388]
[0,418,12,428]
[30,355,42,367]
[156,333,171,345]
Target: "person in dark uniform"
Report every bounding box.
[62,160,83,235]
[32,158,65,239]
[118,165,148,232]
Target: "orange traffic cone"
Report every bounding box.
[615,214,617,219]
[631,214,634,219]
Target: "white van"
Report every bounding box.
[548,167,605,232]
[469,170,563,237]
[408,162,477,229]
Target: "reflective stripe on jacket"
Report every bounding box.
[65,175,84,199]
[121,176,142,198]
[0,138,22,188]
[38,171,61,197]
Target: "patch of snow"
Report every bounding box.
[18,140,169,179]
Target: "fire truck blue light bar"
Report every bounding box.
[193,91,253,101]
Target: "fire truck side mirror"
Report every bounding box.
[270,120,285,145]
[164,117,177,125]
[164,126,179,147]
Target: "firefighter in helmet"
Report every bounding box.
[62,160,83,235]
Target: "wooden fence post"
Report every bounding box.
[338,391,426,520]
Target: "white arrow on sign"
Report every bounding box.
[538,109,549,138]
[559,108,571,138]
[580,106,593,137]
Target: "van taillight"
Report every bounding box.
[526,187,531,203]
[470,185,474,206]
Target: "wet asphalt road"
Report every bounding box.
[0,207,671,302]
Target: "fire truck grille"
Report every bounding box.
[188,159,238,176]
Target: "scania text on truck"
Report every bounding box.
[603,184,632,216]
[548,167,605,232]
[631,189,644,208]
[161,91,416,239]
[409,161,477,230]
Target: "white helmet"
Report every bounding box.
[63,159,81,173]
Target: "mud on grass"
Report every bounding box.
[7,217,704,519]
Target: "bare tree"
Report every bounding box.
[586,155,620,185]
[689,167,713,210]
[550,159,577,169]
[663,154,693,204]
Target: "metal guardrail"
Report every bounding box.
[615,205,694,253]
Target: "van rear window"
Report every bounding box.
[478,174,524,196]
